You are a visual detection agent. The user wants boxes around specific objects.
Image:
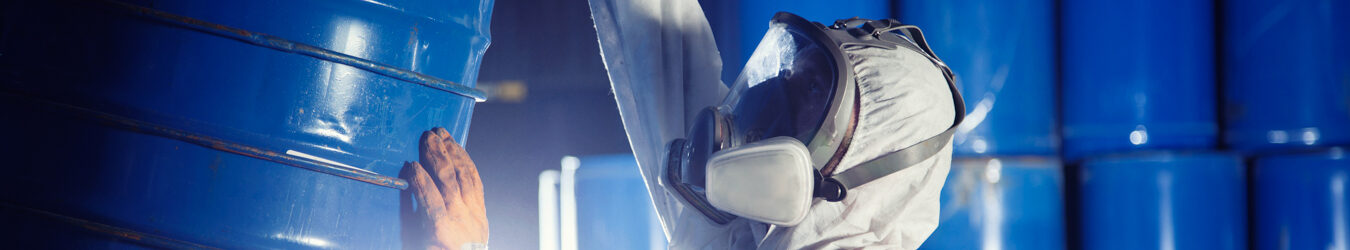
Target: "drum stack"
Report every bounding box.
[1059,0,1248,249]
[901,0,1349,249]
[1059,0,1350,249]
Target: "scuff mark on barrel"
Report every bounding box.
[96,0,488,102]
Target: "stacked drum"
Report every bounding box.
[1061,0,1350,249]
[1059,0,1248,249]
[903,0,1348,249]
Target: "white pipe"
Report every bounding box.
[560,156,581,250]
[538,170,561,250]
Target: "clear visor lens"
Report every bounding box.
[721,22,839,146]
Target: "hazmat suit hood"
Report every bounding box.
[587,0,956,249]
[755,37,955,250]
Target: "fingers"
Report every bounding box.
[419,129,448,170]
[444,136,480,192]
[402,162,450,223]
[432,129,483,193]
[420,128,483,198]
[419,129,463,207]
[432,129,486,218]
[411,128,491,246]
[405,163,462,250]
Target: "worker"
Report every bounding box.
[590,0,966,246]
[397,8,964,250]
[657,13,964,249]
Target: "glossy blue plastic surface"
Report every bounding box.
[731,0,888,86]
[1077,152,1246,250]
[899,0,1058,156]
[0,0,492,247]
[921,157,1064,250]
[1221,0,1350,151]
[1060,0,1218,161]
[1252,148,1350,250]
[572,155,667,250]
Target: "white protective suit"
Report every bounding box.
[587,0,955,249]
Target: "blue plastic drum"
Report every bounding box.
[921,157,1064,250]
[1221,0,1350,151]
[1252,148,1350,250]
[899,0,1058,156]
[1077,152,1246,250]
[0,0,492,248]
[570,155,667,250]
[1060,0,1218,161]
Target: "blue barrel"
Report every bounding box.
[1253,148,1350,250]
[1221,0,1350,151]
[899,0,1057,156]
[727,0,889,86]
[1060,0,1218,161]
[921,157,1064,250]
[571,155,666,250]
[1077,152,1246,250]
[0,0,492,248]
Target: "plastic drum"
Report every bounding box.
[1221,0,1350,151]
[921,157,1065,250]
[0,0,492,248]
[1076,151,1245,250]
[1252,148,1350,250]
[1060,0,1218,161]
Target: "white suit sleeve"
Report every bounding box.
[587,0,760,249]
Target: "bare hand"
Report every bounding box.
[401,128,489,250]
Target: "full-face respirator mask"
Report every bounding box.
[663,12,966,226]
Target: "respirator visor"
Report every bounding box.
[663,13,853,226]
